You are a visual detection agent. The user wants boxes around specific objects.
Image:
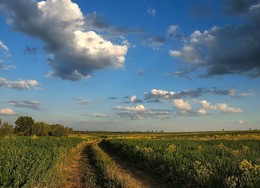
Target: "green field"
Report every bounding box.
[0,136,82,187]
[1,131,260,188]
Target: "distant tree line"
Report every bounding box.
[0,116,72,136]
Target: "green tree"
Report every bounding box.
[14,116,35,135]
[49,124,70,136]
[0,122,14,136]
[0,118,2,125]
[31,122,50,136]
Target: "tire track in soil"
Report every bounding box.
[63,142,100,188]
[98,141,168,188]
[64,140,167,188]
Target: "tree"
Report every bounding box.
[0,122,14,136]
[49,124,70,136]
[0,118,2,125]
[31,122,50,136]
[14,116,34,135]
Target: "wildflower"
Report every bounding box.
[225,175,239,188]
[197,146,203,151]
[218,143,229,150]
[142,147,154,155]
[239,159,254,174]
[167,144,176,153]
[194,160,213,184]
[31,135,38,140]
[242,146,250,153]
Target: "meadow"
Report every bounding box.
[0,131,260,188]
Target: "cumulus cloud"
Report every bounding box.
[0,77,38,90]
[0,0,128,81]
[200,100,242,113]
[8,100,42,110]
[130,95,143,103]
[173,99,192,113]
[169,1,260,77]
[114,104,170,120]
[0,108,17,115]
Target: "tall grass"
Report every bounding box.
[104,139,260,187]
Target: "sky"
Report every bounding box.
[0,0,260,132]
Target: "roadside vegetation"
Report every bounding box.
[102,138,260,187]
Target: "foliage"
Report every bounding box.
[49,124,71,136]
[11,116,72,136]
[0,136,82,187]
[0,122,14,136]
[31,122,50,136]
[104,138,260,187]
[14,116,35,135]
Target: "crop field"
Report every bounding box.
[0,131,260,188]
[0,136,82,187]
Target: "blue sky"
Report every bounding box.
[0,0,259,131]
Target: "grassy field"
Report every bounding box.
[1,131,260,188]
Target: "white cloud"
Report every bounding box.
[169,50,181,57]
[198,108,207,115]
[129,95,143,103]
[239,92,254,97]
[78,99,90,106]
[167,25,179,35]
[200,100,242,113]
[0,60,16,70]
[130,96,137,102]
[0,77,38,90]
[1,0,128,81]
[145,89,175,101]
[83,113,110,118]
[173,99,192,112]
[238,120,245,124]
[114,104,170,120]
[0,40,9,51]
[0,108,16,115]
[147,7,156,17]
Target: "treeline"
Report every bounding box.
[0,116,72,136]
